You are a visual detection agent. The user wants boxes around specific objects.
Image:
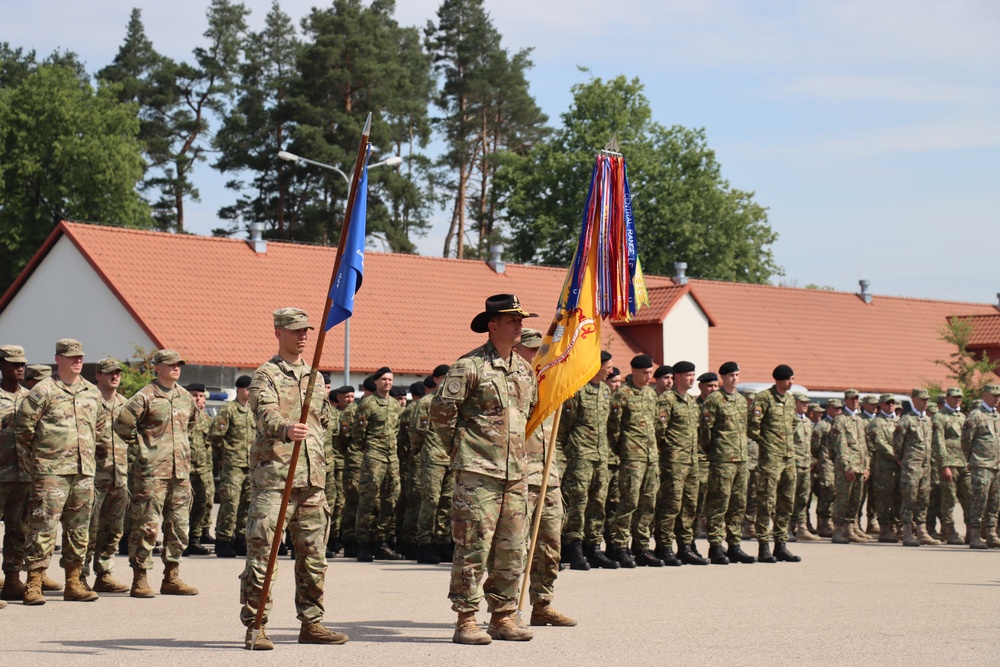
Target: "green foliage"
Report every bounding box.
[118,344,156,398]
[496,73,780,283]
[931,317,1000,411]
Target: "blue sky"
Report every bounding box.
[5,0,998,302]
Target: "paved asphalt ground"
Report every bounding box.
[3,537,999,666]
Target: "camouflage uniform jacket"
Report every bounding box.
[15,376,104,479]
[324,404,342,467]
[655,389,699,467]
[892,411,933,467]
[352,394,402,464]
[430,340,538,481]
[114,381,196,480]
[189,409,212,472]
[209,400,255,469]
[747,386,796,465]
[0,385,28,483]
[397,400,417,467]
[557,381,611,463]
[793,414,812,469]
[829,410,868,475]
[247,355,328,490]
[932,406,966,469]
[410,393,448,466]
[812,418,833,475]
[95,392,130,486]
[961,405,1000,470]
[525,413,559,488]
[866,413,897,462]
[608,379,658,464]
[336,402,359,469]
[699,389,748,463]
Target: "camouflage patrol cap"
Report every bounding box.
[519,328,543,348]
[843,389,859,399]
[982,384,1000,396]
[152,349,185,366]
[273,307,314,330]
[0,345,27,364]
[792,392,809,402]
[96,357,122,374]
[878,393,897,404]
[927,403,939,414]
[910,387,930,399]
[861,395,879,406]
[946,387,964,398]
[827,398,844,409]
[808,402,823,413]
[55,339,85,357]
[25,364,51,381]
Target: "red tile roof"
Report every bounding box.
[622,283,716,327]
[955,313,1000,348]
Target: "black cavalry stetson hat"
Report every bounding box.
[470,294,538,333]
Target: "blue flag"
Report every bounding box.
[325,147,370,330]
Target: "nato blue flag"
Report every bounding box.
[325,145,370,330]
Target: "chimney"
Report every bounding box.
[488,244,505,274]
[673,262,688,285]
[859,279,872,304]
[247,222,267,254]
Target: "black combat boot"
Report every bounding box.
[677,543,708,565]
[757,542,777,564]
[613,546,637,569]
[631,543,664,567]
[416,545,441,565]
[437,542,455,562]
[567,541,591,571]
[200,531,216,545]
[356,543,374,562]
[773,542,801,562]
[583,543,620,569]
[234,537,248,557]
[375,542,404,561]
[653,543,682,567]
[215,540,236,558]
[342,541,357,558]
[708,544,730,565]
[184,538,209,556]
[726,543,756,564]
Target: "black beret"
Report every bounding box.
[235,375,252,389]
[772,364,794,381]
[607,367,620,380]
[423,376,436,389]
[719,361,740,375]
[630,354,653,369]
[409,381,427,398]
[372,366,392,381]
[697,372,718,383]
[389,386,407,398]
[334,385,354,395]
[433,364,450,378]
[363,376,376,392]
[321,372,330,385]
[654,364,674,378]
[600,351,612,363]
[185,383,206,393]
[673,361,695,374]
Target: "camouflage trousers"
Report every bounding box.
[833,468,865,525]
[85,478,129,576]
[814,467,835,519]
[694,458,709,532]
[215,466,250,542]
[744,468,759,524]
[355,455,400,544]
[899,461,932,525]
[325,457,344,539]
[400,460,422,543]
[189,465,215,538]
[863,474,875,521]
[128,476,192,570]
[792,466,812,525]
[706,461,748,547]
[609,458,658,549]
[871,458,901,526]
[449,471,527,614]
[966,467,1000,529]
[416,463,453,547]
[0,481,28,573]
[603,463,620,544]
[526,482,561,605]
[560,457,609,545]
[755,457,797,544]
[654,460,698,548]
[339,464,360,543]
[940,466,970,527]
[25,474,94,570]
[240,485,329,627]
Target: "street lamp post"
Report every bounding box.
[277,149,402,386]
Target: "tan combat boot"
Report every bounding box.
[22,570,45,605]
[901,523,920,547]
[0,571,25,600]
[847,523,867,543]
[244,626,274,650]
[41,573,63,591]
[453,612,491,645]
[866,517,880,536]
[160,562,198,595]
[831,523,850,544]
[298,622,349,644]
[795,523,821,542]
[851,523,872,542]
[93,571,130,593]
[63,563,99,602]
[530,601,577,627]
[817,517,834,538]
[130,566,155,598]
[942,523,965,546]
[986,528,1000,549]
[916,524,942,546]
[970,528,988,550]
[487,611,533,641]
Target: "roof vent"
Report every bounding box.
[248,222,267,254]
[673,262,688,285]
[488,244,505,274]
[859,279,872,304]
[996,293,1000,310]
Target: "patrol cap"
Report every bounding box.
[235,375,252,389]
[792,392,809,402]
[185,383,206,393]
[843,389,859,399]
[946,387,964,398]
[673,361,695,374]
[55,339,85,357]
[927,404,939,414]
[861,395,879,406]
[372,367,392,381]
[409,381,427,398]
[432,364,450,378]
[0,345,27,364]
[878,393,896,404]
[719,361,739,375]
[273,307,314,330]
[910,387,930,399]
[470,294,537,333]
[808,402,823,413]
[827,398,844,409]
[600,351,612,363]
[653,364,673,378]
[519,328,543,348]
[697,372,718,383]
[152,349,185,365]
[631,355,654,370]
[983,384,1000,396]
[96,357,122,374]
[25,365,52,381]
[772,364,794,381]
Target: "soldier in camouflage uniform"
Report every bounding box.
[83,358,132,591]
[210,375,255,558]
[812,400,840,537]
[791,394,821,541]
[747,364,801,563]
[15,339,104,604]
[694,372,718,540]
[742,391,759,540]
[961,384,1000,549]
[114,349,199,598]
[336,384,362,557]
[602,367,623,550]
[653,361,705,566]
[934,387,968,545]
[866,394,900,542]
[558,350,617,570]
[353,367,403,562]
[238,308,347,650]
[395,381,423,559]
[325,386,354,556]
[700,362,755,564]
[413,377,454,565]
[829,390,870,544]
[925,399,943,538]
[608,355,663,568]
[0,345,29,605]
[184,382,212,556]
[859,395,879,534]
[430,294,537,645]
[893,388,938,546]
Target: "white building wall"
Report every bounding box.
[0,235,155,363]
[661,293,710,374]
